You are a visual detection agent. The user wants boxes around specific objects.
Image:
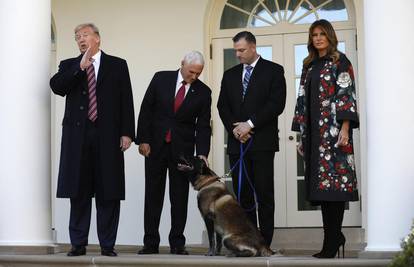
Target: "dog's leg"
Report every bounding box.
[204,217,216,256]
[215,233,222,255]
[223,237,256,257]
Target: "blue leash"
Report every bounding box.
[225,137,258,212]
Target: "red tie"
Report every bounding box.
[165,81,187,143]
[86,63,98,122]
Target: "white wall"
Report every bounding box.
[51,0,209,246]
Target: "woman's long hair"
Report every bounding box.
[303,19,340,67]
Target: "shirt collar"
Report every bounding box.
[91,50,102,65]
[244,55,260,69]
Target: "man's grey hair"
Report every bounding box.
[183,51,205,65]
[74,23,100,37]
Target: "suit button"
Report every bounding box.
[82,91,87,95]
[76,122,80,126]
[80,106,84,110]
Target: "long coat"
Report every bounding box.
[292,52,359,202]
[136,70,211,158]
[218,57,286,154]
[50,51,135,200]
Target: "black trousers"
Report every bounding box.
[143,143,189,249]
[229,151,275,246]
[69,120,120,249]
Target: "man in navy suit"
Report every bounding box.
[50,23,135,257]
[136,51,211,255]
[217,31,286,246]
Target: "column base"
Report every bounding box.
[0,245,58,255]
[359,250,399,259]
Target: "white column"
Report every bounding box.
[0,0,54,252]
[364,0,414,253]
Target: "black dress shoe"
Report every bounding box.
[170,247,189,255]
[101,248,117,257]
[67,246,86,256]
[137,246,159,254]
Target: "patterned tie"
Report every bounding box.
[242,65,253,98]
[86,63,98,122]
[165,81,187,142]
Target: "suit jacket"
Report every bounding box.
[217,57,286,154]
[50,51,135,200]
[136,70,211,158]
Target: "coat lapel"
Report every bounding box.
[234,64,244,103]
[168,71,179,115]
[96,51,108,89]
[243,57,263,100]
[176,80,197,113]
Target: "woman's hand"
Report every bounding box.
[336,121,350,146]
[297,140,304,157]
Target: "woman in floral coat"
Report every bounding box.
[292,19,359,258]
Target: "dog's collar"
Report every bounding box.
[194,175,221,191]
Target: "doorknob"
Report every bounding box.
[288,136,294,141]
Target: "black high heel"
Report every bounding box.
[320,232,346,258]
[312,237,327,258]
[337,241,345,258]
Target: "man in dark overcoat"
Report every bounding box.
[50,23,135,257]
[136,51,211,255]
[217,31,286,246]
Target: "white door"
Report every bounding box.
[211,30,361,227]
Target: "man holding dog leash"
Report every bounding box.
[217,31,286,246]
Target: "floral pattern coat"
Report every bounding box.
[292,52,359,202]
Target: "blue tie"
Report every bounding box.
[243,65,253,98]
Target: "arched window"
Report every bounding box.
[220,0,349,29]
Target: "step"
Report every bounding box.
[0,253,392,267]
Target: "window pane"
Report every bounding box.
[315,0,348,22]
[295,44,307,76]
[295,78,301,101]
[296,133,305,177]
[220,5,249,29]
[251,15,273,27]
[290,1,313,22]
[257,46,272,61]
[297,180,318,211]
[251,0,277,27]
[286,0,303,19]
[223,48,239,72]
[295,12,317,24]
[338,41,345,54]
[228,0,257,10]
[277,0,288,19]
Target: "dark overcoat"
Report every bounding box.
[292,52,359,202]
[50,51,135,200]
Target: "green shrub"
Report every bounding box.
[390,221,414,267]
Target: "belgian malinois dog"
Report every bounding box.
[177,156,274,257]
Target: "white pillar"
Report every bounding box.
[364,0,414,254]
[0,0,54,253]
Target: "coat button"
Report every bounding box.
[80,106,84,110]
[76,122,80,126]
[82,91,87,95]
